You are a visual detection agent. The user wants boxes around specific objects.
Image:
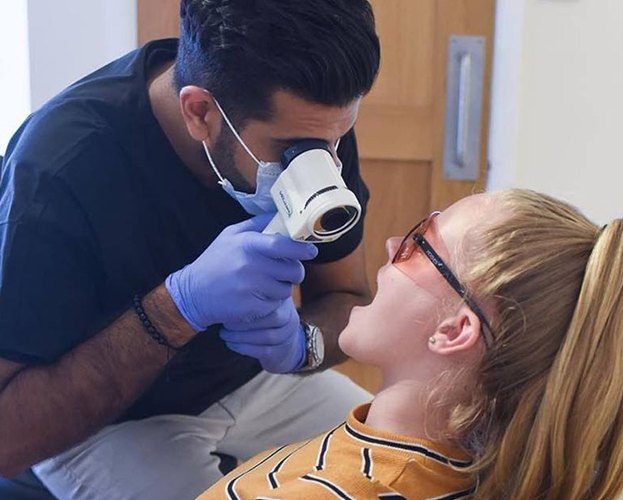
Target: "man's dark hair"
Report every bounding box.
[174,0,380,126]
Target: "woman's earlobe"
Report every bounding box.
[429,308,482,355]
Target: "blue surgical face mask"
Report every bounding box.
[202,99,281,216]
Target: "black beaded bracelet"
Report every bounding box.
[132,295,181,351]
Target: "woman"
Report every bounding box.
[199,189,623,499]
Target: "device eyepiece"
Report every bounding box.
[315,206,359,235]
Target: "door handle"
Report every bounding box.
[456,52,472,168]
[443,36,486,181]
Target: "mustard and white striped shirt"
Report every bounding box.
[199,404,474,499]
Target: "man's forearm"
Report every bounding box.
[0,285,195,477]
[300,289,372,368]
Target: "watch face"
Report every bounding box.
[314,327,325,361]
[298,323,325,372]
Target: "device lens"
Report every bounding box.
[318,206,358,233]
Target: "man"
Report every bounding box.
[0,0,380,498]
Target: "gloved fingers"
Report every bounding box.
[220,323,299,346]
[254,255,306,285]
[223,301,297,331]
[236,298,285,323]
[224,342,297,374]
[245,233,318,261]
[222,341,286,359]
[249,278,293,301]
[227,213,275,234]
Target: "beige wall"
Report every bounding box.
[489,0,623,225]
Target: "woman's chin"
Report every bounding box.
[338,323,357,357]
[339,305,375,358]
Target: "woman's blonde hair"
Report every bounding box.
[452,189,623,499]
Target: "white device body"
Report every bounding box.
[263,148,361,243]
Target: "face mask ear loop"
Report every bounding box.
[330,138,342,170]
[212,97,262,166]
[202,141,226,185]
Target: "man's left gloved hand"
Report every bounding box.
[220,297,306,374]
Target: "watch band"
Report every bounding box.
[297,321,325,372]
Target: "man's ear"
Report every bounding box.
[429,306,482,355]
[179,86,222,144]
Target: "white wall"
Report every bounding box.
[28,0,138,110]
[489,0,623,225]
[0,0,138,154]
[487,0,525,192]
[0,1,32,154]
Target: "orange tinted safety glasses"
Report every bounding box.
[392,212,494,348]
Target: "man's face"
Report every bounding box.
[212,90,361,194]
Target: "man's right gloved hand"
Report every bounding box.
[165,214,318,332]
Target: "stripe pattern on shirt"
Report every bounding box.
[345,423,472,468]
[266,440,312,490]
[300,473,354,500]
[226,445,288,500]
[315,426,339,471]
[361,447,373,480]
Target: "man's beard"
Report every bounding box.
[210,128,255,194]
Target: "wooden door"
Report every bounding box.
[336,0,495,392]
[137,0,496,393]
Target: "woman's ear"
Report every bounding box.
[179,86,222,144]
[429,306,482,355]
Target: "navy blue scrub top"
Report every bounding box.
[0,39,369,421]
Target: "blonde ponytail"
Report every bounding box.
[452,189,623,499]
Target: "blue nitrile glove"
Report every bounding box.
[220,297,306,373]
[165,214,318,332]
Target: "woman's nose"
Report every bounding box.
[386,237,403,262]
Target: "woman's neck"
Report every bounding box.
[365,379,452,444]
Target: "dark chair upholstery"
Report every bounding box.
[0,470,56,499]
[214,452,238,475]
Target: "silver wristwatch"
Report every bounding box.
[297,321,325,372]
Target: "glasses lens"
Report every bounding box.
[393,231,417,263]
[392,216,431,264]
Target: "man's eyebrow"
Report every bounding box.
[273,136,343,146]
[272,137,312,145]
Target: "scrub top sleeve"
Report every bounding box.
[0,176,102,365]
